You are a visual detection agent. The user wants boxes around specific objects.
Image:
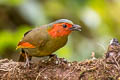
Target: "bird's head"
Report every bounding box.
[48,19,81,38]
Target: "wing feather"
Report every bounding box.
[16,26,48,49]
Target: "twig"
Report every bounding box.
[35,68,47,80]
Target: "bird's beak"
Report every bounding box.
[70,24,81,31]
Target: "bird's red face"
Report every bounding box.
[48,22,81,38]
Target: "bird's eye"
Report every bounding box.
[63,24,67,28]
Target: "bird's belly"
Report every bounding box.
[24,48,52,56]
[24,37,68,57]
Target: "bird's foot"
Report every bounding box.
[49,54,57,58]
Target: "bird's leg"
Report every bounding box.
[24,52,32,67]
[18,49,26,62]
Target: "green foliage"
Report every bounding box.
[0,26,32,55]
[57,41,72,61]
[0,0,24,5]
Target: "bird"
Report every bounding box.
[16,19,81,66]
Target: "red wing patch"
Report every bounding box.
[16,42,35,49]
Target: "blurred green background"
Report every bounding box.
[0,0,120,61]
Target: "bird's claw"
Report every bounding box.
[49,54,61,65]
